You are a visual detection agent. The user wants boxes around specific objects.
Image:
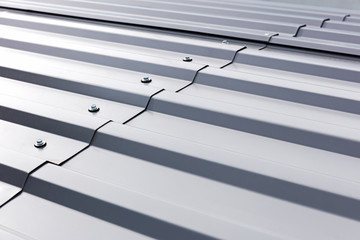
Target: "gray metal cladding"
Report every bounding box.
[0,1,360,239]
[0,148,44,206]
[1,0,360,55]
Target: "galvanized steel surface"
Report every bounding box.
[0,1,360,239]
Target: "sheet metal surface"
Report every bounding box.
[0,1,360,239]
[1,0,360,56]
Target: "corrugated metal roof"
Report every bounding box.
[1,0,360,56]
[0,1,360,239]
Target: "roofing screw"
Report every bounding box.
[264,33,270,36]
[222,40,229,44]
[88,104,100,112]
[141,76,152,83]
[183,56,192,62]
[34,139,46,148]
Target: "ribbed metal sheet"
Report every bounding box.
[1,0,360,56]
[1,1,360,239]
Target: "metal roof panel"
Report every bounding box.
[2,0,360,55]
[1,1,360,239]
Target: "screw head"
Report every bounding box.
[88,104,100,112]
[183,56,192,62]
[141,76,152,83]
[34,139,46,148]
[264,33,270,36]
[222,40,229,44]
